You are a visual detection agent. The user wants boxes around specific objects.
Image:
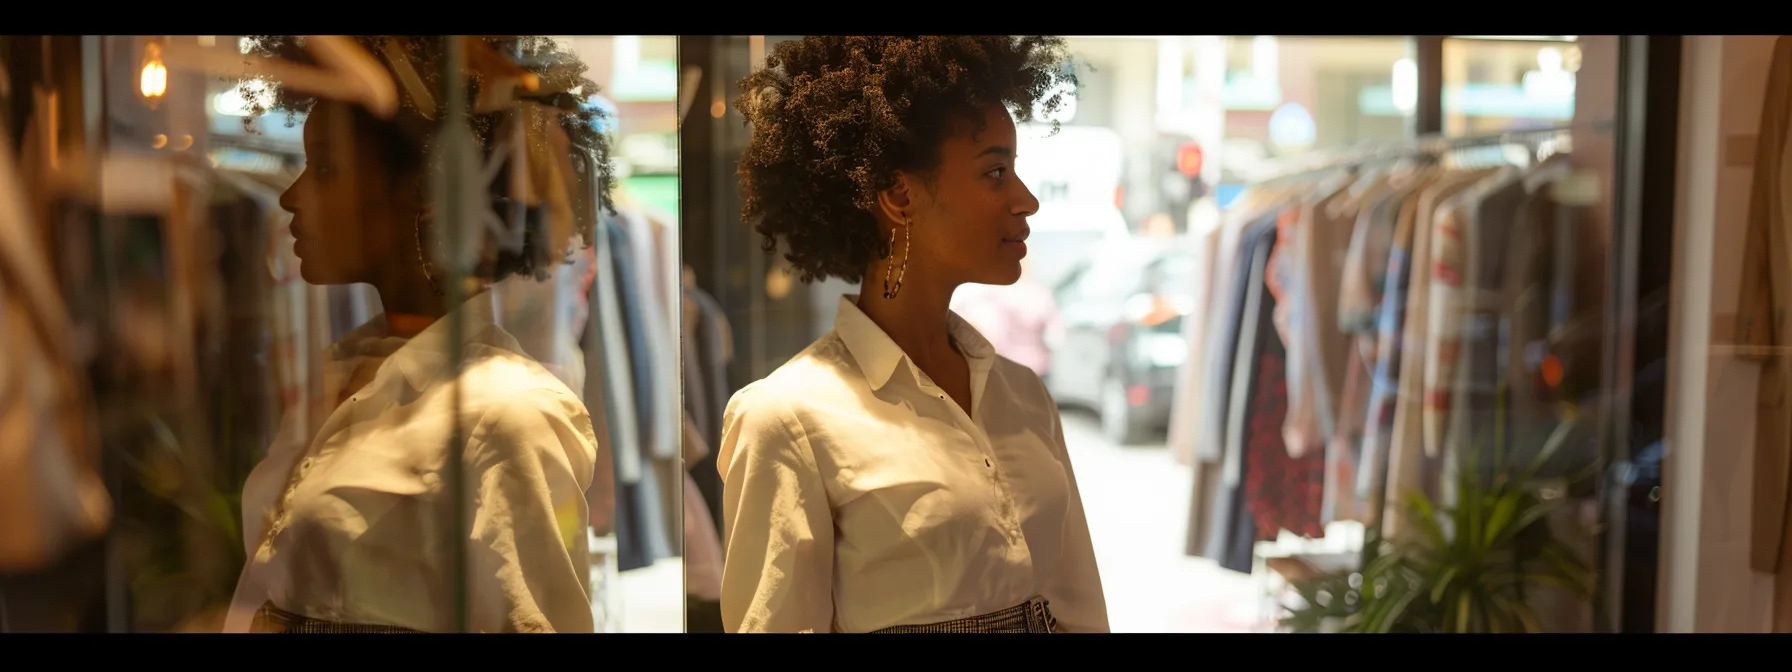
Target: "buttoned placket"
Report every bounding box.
[258,395,357,557]
[916,370,1027,550]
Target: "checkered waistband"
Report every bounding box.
[251,602,423,634]
[871,597,1057,633]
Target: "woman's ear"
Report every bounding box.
[875,173,915,229]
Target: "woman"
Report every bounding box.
[718,35,1109,634]
[220,36,613,634]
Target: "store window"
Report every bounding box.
[1442,36,1582,136]
[682,34,1654,635]
[0,35,683,633]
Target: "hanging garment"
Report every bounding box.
[0,129,109,574]
[604,216,672,566]
[1244,291,1325,544]
[1168,222,1223,466]
[1202,217,1278,565]
[1182,191,1290,557]
[619,209,678,463]
[586,216,649,571]
[1732,34,1792,631]
[1321,172,1431,524]
[683,412,723,603]
[609,217,659,473]
[1381,169,1495,536]
[590,215,644,485]
[688,284,733,538]
[1254,201,1327,544]
[683,289,714,441]
[1504,159,1574,458]
[1281,181,1356,459]
[1186,210,1272,557]
[1357,181,1432,513]
[1423,167,1522,460]
[680,285,727,547]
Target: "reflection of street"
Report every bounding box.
[1059,408,1271,633]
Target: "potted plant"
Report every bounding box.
[1281,417,1599,633]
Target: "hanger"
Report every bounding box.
[160,36,397,119]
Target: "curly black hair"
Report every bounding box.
[238,35,616,283]
[735,35,1077,285]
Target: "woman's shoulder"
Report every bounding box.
[457,347,586,409]
[721,332,865,431]
[733,332,861,403]
[453,351,597,473]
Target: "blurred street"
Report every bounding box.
[1058,409,1272,633]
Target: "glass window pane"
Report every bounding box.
[683,34,1646,635]
[0,34,683,633]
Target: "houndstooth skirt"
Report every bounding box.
[251,602,424,634]
[871,597,1057,633]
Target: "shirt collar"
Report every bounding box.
[834,294,998,392]
[331,292,524,394]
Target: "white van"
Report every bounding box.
[1014,123,1129,290]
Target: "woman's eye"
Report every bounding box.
[987,167,1007,180]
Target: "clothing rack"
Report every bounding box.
[1248,121,1614,187]
[1220,124,1614,625]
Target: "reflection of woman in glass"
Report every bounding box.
[718,36,1109,633]
[221,36,614,634]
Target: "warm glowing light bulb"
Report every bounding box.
[139,41,167,107]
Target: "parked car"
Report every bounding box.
[1045,236,1196,445]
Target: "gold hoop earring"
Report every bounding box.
[881,218,910,300]
[415,208,445,297]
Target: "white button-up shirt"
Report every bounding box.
[223,294,597,633]
[717,295,1108,633]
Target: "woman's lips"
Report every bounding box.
[1002,227,1029,257]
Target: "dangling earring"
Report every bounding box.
[881,217,911,300]
[415,207,445,297]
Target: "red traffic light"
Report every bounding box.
[1176,142,1204,178]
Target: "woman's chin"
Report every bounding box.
[984,261,1024,286]
[296,261,347,286]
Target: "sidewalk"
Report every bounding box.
[1060,410,1277,633]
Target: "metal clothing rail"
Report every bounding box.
[1247,120,1615,186]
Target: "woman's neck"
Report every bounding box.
[372,268,482,338]
[854,266,961,372]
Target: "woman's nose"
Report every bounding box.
[278,180,302,214]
